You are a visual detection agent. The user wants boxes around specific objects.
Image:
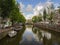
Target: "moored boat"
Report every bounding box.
[8,30,17,37]
[14,26,23,31]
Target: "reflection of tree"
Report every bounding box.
[50,33,60,45]
[15,26,26,45]
[0,26,26,45]
[32,27,53,45]
[38,31,42,41]
[43,36,47,45]
[32,27,42,41]
[43,35,52,45]
[32,27,37,34]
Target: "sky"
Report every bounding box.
[17,0,60,19]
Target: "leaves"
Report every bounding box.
[32,15,42,23]
[43,9,47,21]
[0,0,26,25]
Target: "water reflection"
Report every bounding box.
[41,30,51,40]
[22,28,35,41]
[32,27,60,45]
[20,25,43,45]
[32,27,52,45]
[0,25,60,45]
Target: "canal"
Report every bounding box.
[0,25,60,45]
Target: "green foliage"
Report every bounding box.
[0,0,26,25]
[58,6,60,14]
[32,16,38,23]
[32,15,42,23]
[48,12,54,24]
[0,0,15,19]
[9,2,26,24]
[59,9,60,14]
[17,13,26,23]
[43,9,47,21]
[38,16,42,22]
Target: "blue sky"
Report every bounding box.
[17,0,60,6]
[16,0,60,19]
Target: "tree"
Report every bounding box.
[9,2,19,25]
[17,13,26,23]
[38,16,42,22]
[32,15,42,23]
[32,16,38,23]
[0,0,17,27]
[43,9,47,21]
[0,0,25,25]
[48,11,54,24]
[58,6,60,14]
[0,0,15,19]
[9,2,26,25]
[0,0,26,26]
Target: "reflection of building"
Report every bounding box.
[0,18,12,28]
[3,18,12,27]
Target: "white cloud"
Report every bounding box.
[26,5,33,12]
[19,2,25,12]
[25,14,34,19]
[19,0,58,20]
[25,3,44,19]
[19,3,33,19]
[33,1,54,17]
[33,3,43,15]
[20,2,24,9]
[45,0,53,7]
[54,3,60,9]
[24,3,44,19]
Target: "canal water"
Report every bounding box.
[0,25,60,45]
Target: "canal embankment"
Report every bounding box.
[0,27,13,40]
[0,27,12,33]
[0,25,23,40]
[0,23,24,33]
[33,23,60,32]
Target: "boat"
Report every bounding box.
[14,26,23,31]
[14,28,22,31]
[8,30,17,37]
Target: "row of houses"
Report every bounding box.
[39,1,60,25]
[53,8,60,25]
[0,17,12,28]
